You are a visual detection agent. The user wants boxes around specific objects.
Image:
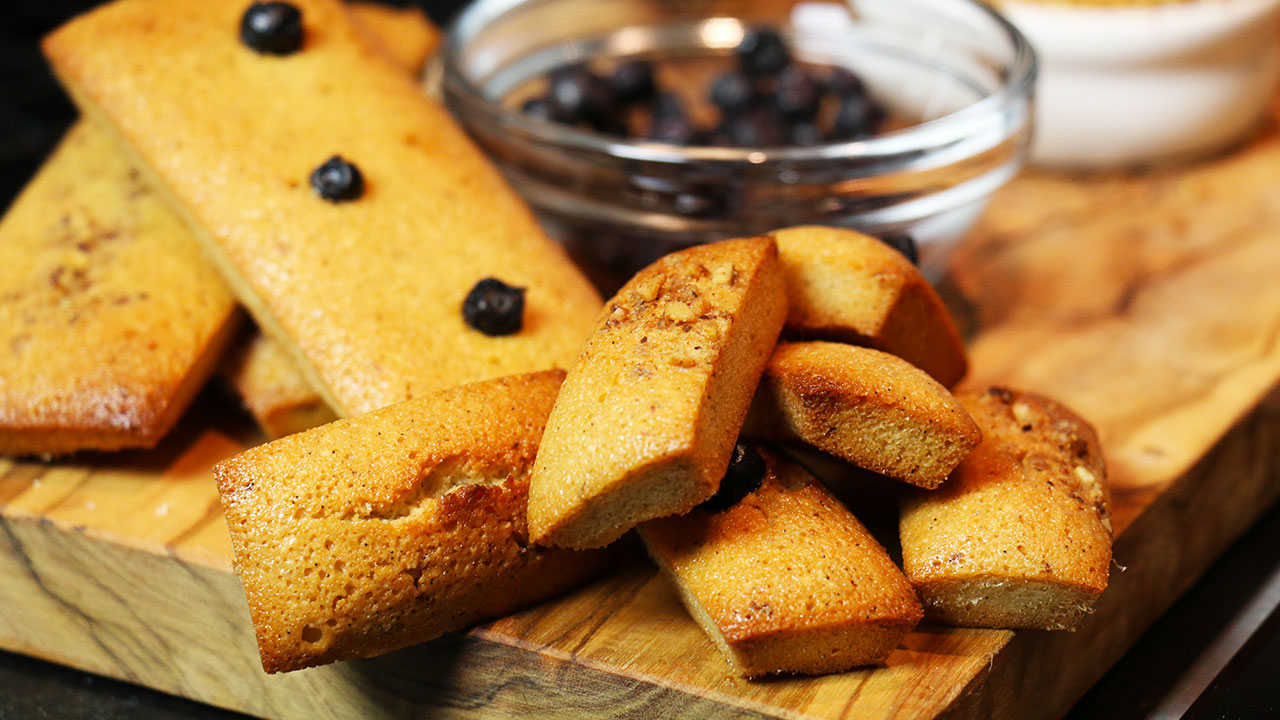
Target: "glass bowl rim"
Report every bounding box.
[441,0,1038,165]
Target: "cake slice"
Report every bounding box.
[640,446,922,677]
[744,342,981,489]
[348,1,439,74]
[528,237,787,549]
[899,387,1112,630]
[0,123,239,455]
[215,371,608,673]
[220,326,337,439]
[773,226,967,387]
[44,0,601,417]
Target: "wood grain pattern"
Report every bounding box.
[5,115,1280,720]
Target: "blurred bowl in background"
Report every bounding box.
[1004,0,1280,169]
[439,0,1036,286]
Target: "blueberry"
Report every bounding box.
[774,65,822,120]
[736,29,790,76]
[462,278,526,336]
[878,234,919,265]
[788,121,823,146]
[826,67,867,97]
[611,60,656,105]
[719,106,787,147]
[709,69,758,113]
[309,156,363,202]
[649,114,697,145]
[547,65,615,124]
[651,92,688,121]
[240,2,303,55]
[700,444,767,512]
[521,97,552,121]
[832,93,886,139]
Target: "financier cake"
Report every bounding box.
[772,226,968,388]
[220,326,338,439]
[528,237,787,550]
[641,446,923,677]
[900,387,1113,630]
[744,342,981,489]
[44,0,602,417]
[0,123,239,455]
[215,371,608,673]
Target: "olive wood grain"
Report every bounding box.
[5,107,1280,720]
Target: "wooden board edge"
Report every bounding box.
[0,513,776,719]
[936,384,1280,719]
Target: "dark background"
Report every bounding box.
[2,1,1279,718]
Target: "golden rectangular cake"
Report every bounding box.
[220,326,337,439]
[215,371,608,673]
[640,448,922,677]
[44,0,602,417]
[900,387,1113,629]
[745,341,981,488]
[0,122,239,455]
[773,226,968,388]
[527,237,787,549]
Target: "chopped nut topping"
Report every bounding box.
[711,262,736,286]
[1011,402,1035,427]
[634,273,665,302]
[664,300,696,322]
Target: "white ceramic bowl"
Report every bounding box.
[1003,0,1280,168]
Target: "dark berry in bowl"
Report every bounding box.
[736,28,790,76]
[719,106,787,147]
[240,2,304,56]
[878,234,920,265]
[709,69,758,113]
[651,91,688,121]
[310,156,363,202]
[462,278,526,336]
[649,114,698,145]
[774,65,822,120]
[788,121,824,146]
[826,66,867,97]
[611,60,657,105]
[832,93,887,140]
[700,443,767,512]
[548,65,615,124]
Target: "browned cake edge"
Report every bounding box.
[745,341,981,488]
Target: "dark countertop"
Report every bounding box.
[3,2,1279,718]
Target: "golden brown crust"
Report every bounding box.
[220,327,337,439]
[44,0,601,417]
[527,237,788,550]
[0,123,239,455]
[745,342,981,488]
[640,450,922,677]
[215,371,609,673]
[772,226,968,388]
[899,387,1112,629]
[347,1,440,75]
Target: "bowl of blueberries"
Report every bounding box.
[441,0,1036,287]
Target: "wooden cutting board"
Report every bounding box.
[4,116,1280,719]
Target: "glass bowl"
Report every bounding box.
[441,0,1036,287]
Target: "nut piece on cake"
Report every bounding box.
[773,225,967,388]
[899,387,1113,630]
[640,446,923,677]
[744,341,982,489]
[527,237,788,550]
[215,371,608,673]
